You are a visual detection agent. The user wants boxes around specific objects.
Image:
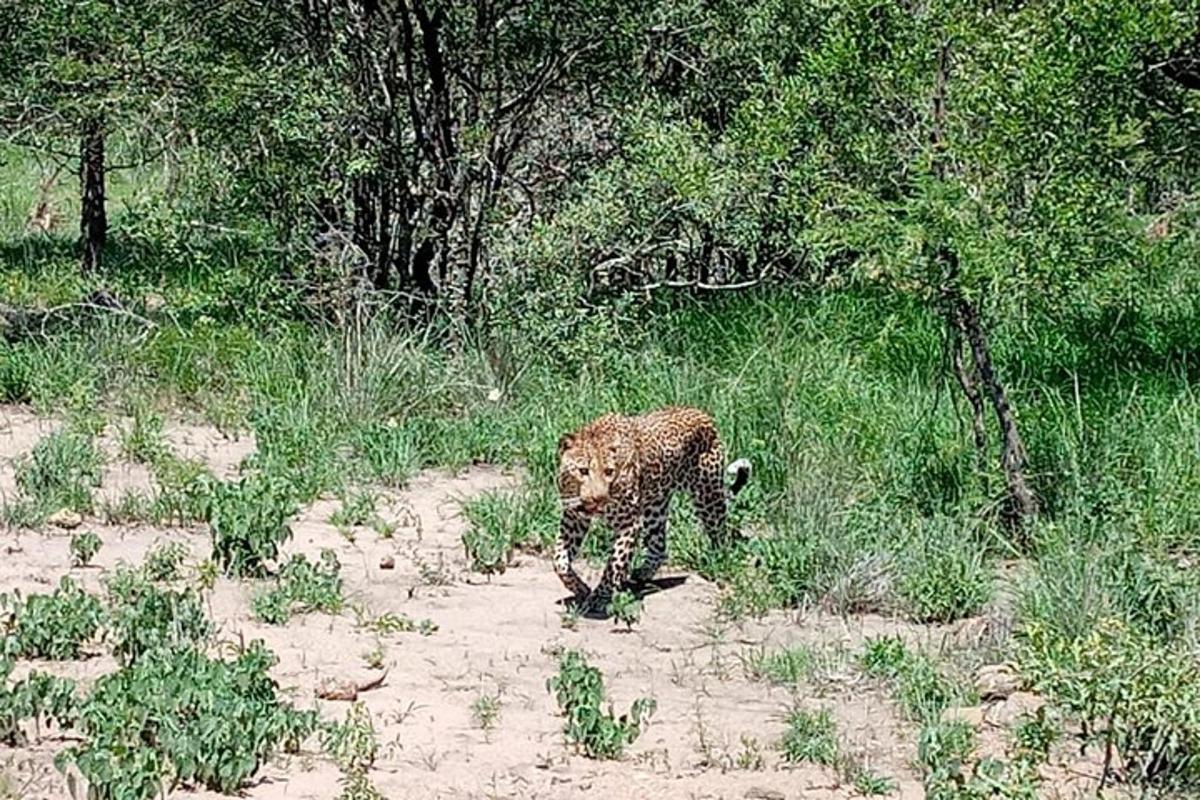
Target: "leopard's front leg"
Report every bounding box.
[554,508,592,601]
[584,510,643,615]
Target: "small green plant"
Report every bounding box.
[859,636,960,723]
[896,521,992,623]
[1011,707,1058,765]
[195,558,218,591]
[323,701,383,800]
[860,635,909,679]
[918,720,1041,799]
[356,608,437,636]
[330,490,377,529]
[362,645,385,670]
[58,641,318,800]
[606,589,642,630]
[779,707,839,766]
[1,578,104,660]
[202,473,297,577]
[120,408,167,465]
[471,692,502,733]
[853,769,897,796]
[69,531,103,567]
[10,429,103,523]
[252,550,343,625]
[560,606,581,630]
[918,720,976,774]
[142,540,189,581]
[743,645,813,685]
[354,423,419,488]
[547,649,655,759]
[370,516,398,540]
[461,488,556,574]
[104,566,212,664]
[0,660,80,745]
[735,735,765,770]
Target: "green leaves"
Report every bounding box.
[251,550,343,625]
[202,473,297,578]
[61,641,318,799]
[1,577,104,660]
[547,648,656,759]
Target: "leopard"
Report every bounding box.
[553,405,751,614]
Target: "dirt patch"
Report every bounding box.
[0,410,1112,799]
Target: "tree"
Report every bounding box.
[0,0,203,272]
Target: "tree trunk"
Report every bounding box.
[79,117,107,273]
[949,315,988,466]
[955,292,1037,528]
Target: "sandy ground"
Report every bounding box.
[0,405,1115,799]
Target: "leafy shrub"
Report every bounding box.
[547,649,655,759]
[59,641,318,800]
[252,550,343,625]
[120,407,167,464]
[779,708,839,766]
[12,429,103,521]
[355,609,437,637]
[323,701,384,800]
[142,540,189,581]
[330,490,377,528]
[69,531,103,567]
[354,423,419,487]
[202,474,297,577]
[0,660,79,744]
[919,720,1041,800]
[1018,617,1200,786]
[1,578,104,660]
[896,519,992,623]
[105,566,211,665]
[860,635,910,679]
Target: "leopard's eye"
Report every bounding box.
[578,466,589,477]
[603,467,615,478]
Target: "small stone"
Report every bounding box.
[976,663,1022,700]
[985,691,1044,727]
[144,293,166,313]
[941,706,985,727]
[745,789,786,800]
[379,555,395,570]
[46,509,83,529]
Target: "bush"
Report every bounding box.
[0,660,79,744]
[58,642,318,799]
[896,517,992,623]
[11,429,103,522]
[779,708,839,766]
[202,474,297,577]
[1018,617,1200,786]
[252,550,343,625]
[1,578,104,660]
[546,649,655,759]
[104,567,211,665]
[859,636,962,723]
[462,487,557,575]
[69,531,103,567]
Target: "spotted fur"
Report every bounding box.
[553,406,752,613]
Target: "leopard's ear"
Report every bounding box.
[557,433,577,456]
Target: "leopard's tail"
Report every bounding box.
[726,457,752,498]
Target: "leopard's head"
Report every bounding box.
[556,428,634,515]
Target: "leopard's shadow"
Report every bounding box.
[556,575,689,620]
